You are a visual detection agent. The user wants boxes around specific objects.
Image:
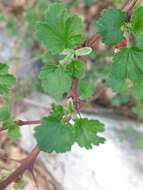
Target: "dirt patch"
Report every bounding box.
[0,132,62,190]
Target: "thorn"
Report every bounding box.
[29,165,39,190]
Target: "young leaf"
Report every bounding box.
[60,49,74,64]
[108,48,143,91]
[75,47,92,56]
[131,6,143,34]
[34,116,75,153]
[74,118,105,149]
[36,3,84,54]
[96,7,125,45]
[39,64,71,99]
[50,104,65,120]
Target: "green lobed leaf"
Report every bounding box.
[132,80,143,101]
[0,64,16,95]
[0,106,10,121]
[96,7,125,45]
[77,81,93,100]
[39,64,72,99]
[34,116,75,153]
[8,124,20,140]
[74,118,105,149]
[0,105,20,140]
[0,64,9,74]
[108,48,143,92]
[66,60,85,78]
[50,104,65,120]
[131,6,143,34]
[36,3,84,54]
[136,34,143,49]
[107,78,129,93]
[34,103,106,152]
[4,121,20,140]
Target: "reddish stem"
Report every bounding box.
[82,33,100,47]
[15,120,40,126]
[70,78,82,116]
[0,128,6,132]
[0,147,40,190]
[70,78,79,103]
[0,120,40,132]
[123,0,138,12]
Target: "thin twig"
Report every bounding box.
[122,0,131,9]
[82,33,100,47]
[15,120,40,126]
[0,146,40,190]
[123,0,138,12]
[0,128,5,132]
[0,120,40,133]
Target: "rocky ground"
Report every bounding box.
[18,92,143,190]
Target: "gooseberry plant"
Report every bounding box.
[0,0,143,189]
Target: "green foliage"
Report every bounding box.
[0,65,19,139]
[136,34,143,49]
[0,64,16,95]
[77,81,93,100]
[0,106,20,140]
[0,106,10,121]
[131,6,143,34]
[50,104,65,120]
[132,105,143,120]
[96,7,125,45]
[67,60,85,78]
[60,47,92,64]
[34,115,75,153]
[5,1,143,155]
[36,3,85,55]
[132,80,143,101]
[132,133,143,149]
[108,48,143,92]
[75,47,92,56]
[35,104,105,152]
[3,121,20,140]
[74,118,105,149]
[6,18,18,36]
[111,96,129,106]
[13,178,27,190]
[39,64,71,99]
[0,15,4,21]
